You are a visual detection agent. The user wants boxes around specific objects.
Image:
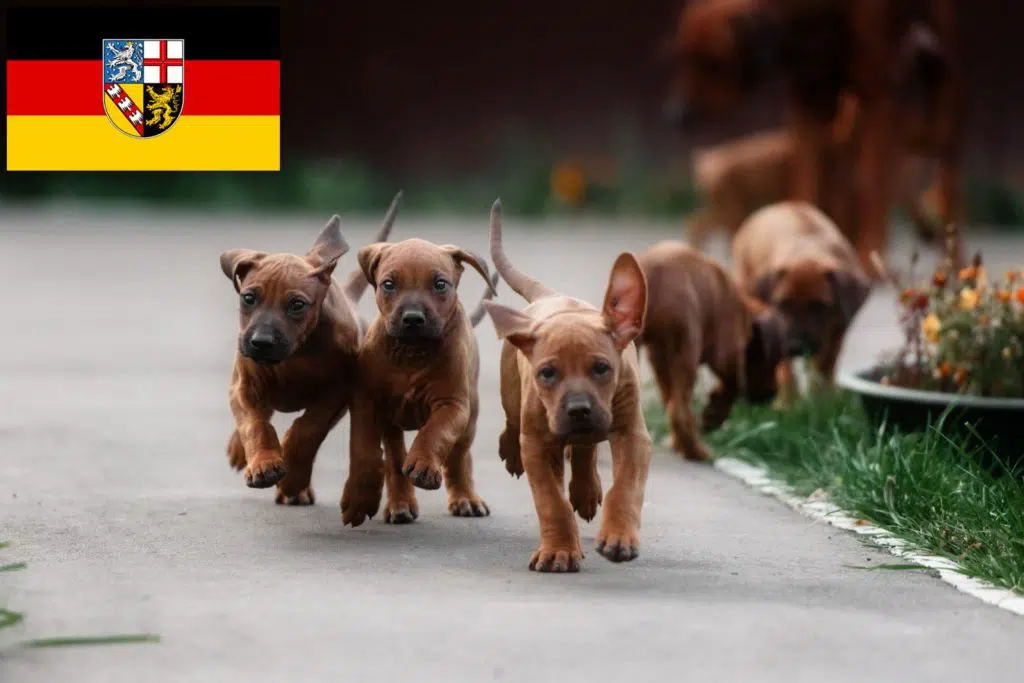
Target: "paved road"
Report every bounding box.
[1,205,1022,682]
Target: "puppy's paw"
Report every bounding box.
[498,428,524,478]
[568,475,602,522]
[244,454,287,489]
[340,478,383,528]
[384,501,419,525]
[448,493,490,518]
[226,431,246,471]
[684,442,713,462]
[402,456,443,490]
[529,544,583,573]
[595,525,640,563]
[275,486,315,506]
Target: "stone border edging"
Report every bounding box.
[712,456,1024,618]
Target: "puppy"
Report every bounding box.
[339,235,498,527]
[219,192,401,505]
[636,240,790,461]
[732,200,872,401]
[483,200,653,573]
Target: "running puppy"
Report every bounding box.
[339,234,498,527]
[483,200,653,573]
[732,201,872,401]
[636,240,790,461]
[220,192,401,505]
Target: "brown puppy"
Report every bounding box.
[483,200,653,573]
[220,192,401,505]
[636,240,790,461]
[732,201,872,400]
[339,234,498,528]
[662,0,965,276]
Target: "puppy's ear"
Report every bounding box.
[307,215,350,282]
[357,242,391,287]
[827,269,872,325]
[752,269,783,303]
[220,249,266,293]
[482,301,536,355]
[602,252,648,351]
[441,246,498,295]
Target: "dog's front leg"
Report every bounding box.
[341,391,384,527]
[567,444,601,522]
[230,393,285,489]
[403,399,469,491]
[595,422,652,564]
[521,433,582,573]
[382,426,418,524]
[276,397,348,506]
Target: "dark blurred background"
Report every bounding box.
[3,0,1023,223]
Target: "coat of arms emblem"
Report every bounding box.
[102,39,184,138]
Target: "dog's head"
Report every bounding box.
[484,253,648,442]
[358,238,495,344]
[661,0,777,128]
[742,298,790,404]
[220,216,349,366]
[753,259,871,356]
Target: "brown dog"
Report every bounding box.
[483,200,653,572]
[687,121,941,253]
[636,240,790,461]
[219,192,402,505]
[339,233,498,528]
[732,200,872,400]
[662,0,965,276]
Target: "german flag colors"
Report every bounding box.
[6,6,280,171]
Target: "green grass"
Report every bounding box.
[0,541,160,649]
[644,391,1024,595]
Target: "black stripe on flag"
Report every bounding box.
[6,5,280,60]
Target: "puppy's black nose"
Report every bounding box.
[565,395,592,422]
[249,329,276,350]
[401,309,426,327]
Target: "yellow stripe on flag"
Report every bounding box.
[6,115,280,171]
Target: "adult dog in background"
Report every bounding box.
[662,0,965,276]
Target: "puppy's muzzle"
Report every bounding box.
[241,325,290,365]
[390,303,441,341]
[555,392,608,440]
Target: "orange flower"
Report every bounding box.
[953,367,968,385]
[997,290,1011,303]
[933,270,948,288]
[978,314,991,326]
[550,164,586,206]
[1017,286,1024,304]
[959,266,978,282]
[1006,270,1020,284]
[939,361,953,377]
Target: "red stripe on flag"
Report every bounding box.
[7,60,280,116]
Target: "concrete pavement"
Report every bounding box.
[1,205,1022,682]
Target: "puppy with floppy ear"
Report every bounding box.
[635,241,792,461]
[733,200,872,401]
[339,233,498,528]
[219,191,402,505]
[484,199,654,573]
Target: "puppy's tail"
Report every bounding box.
[489,199,555,303]
[342,190,403,301]
[467,270,500,327]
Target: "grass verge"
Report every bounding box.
[643,390,1024,595]
[0,541,160,649]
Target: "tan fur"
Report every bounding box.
[732,201,872,402]
[484,200,653,573]
[635,241,789,460]
[340,237,497,527]
[219,192,402,505]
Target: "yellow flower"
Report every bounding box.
[922,313,941,343]
[959,287,979,310]
[1003,347,1015,359]
[550,164,586,206]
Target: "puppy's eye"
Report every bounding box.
[434,278,450,293]
[537,366,558,385]
[380,279,396,293]
[287,299,309,315]
[592,360,612,378]
[240,292,258,308]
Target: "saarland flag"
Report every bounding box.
[6,5,280,171]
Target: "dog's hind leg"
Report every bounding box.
[666,348,711,462]
[382,426,418,524]
[275,398,347,506]
[567,444,601,523]
[444,398,490,518]
[498,343,524,477]
[702,355,740,433]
